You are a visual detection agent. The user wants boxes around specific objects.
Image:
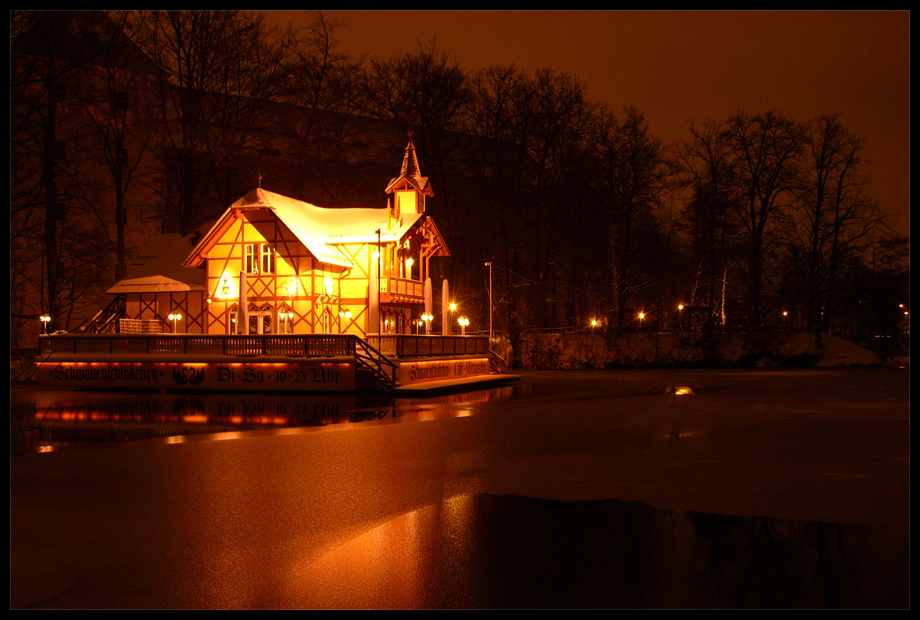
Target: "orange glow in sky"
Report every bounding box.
[266,10,910,235]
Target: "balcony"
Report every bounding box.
[379,276,424,303]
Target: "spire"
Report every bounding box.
[385,130,433,212]
[400,131,422,181]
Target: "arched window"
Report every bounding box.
[248,303,260,335]
[244,304,274,334]
[260,304,273,335]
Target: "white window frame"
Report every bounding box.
[260,244,275,274]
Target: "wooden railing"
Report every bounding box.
[380,276,424,300]
[40,333,357,358]
[40,333,490,360]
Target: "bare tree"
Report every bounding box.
[11,11,135,338]
[361,39,472,228]
[278,11,371,205]
[77,14,163,281]
[723,110,806,331]
[594,106,674,336]
[794,115,885,333]
[675,120,741,331]
[130,10,293,233]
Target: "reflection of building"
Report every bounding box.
[108,138,449,338]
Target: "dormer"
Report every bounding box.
[385,135,434,217]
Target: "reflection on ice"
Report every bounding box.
[292,494,906,609]
[14,384,522,449]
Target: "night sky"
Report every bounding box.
[265,10,910,237]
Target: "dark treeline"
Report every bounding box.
[11,10,908,357]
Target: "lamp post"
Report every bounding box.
[678,304,684,330]
[40,315,51,335]
[637,311,645,334]
[590,319,598,334]
[168,312,182,334]
[376,229,382,341]
[485,262,492,346]
[458,316,469,336]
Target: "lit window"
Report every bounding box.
[245,244,258,274]
[278,306,294,334]
[261,244,275,274]
[248,303,260,334]
[228,305,241,334]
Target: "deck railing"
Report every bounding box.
[40,333,489,360]
[380,276,424,300]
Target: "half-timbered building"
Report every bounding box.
[109,137,449,338]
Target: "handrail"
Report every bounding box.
[488,348,506,374]
[352,337,398,389]
[39,332,490,362]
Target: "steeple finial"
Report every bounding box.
[401,132,421,180]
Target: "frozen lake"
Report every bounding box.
[10,367,909,608]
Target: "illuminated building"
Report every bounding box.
[109,137,449,339]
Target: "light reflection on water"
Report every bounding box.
[12,383,527,450]
[284,494,907,609]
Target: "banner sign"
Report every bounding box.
[39,361,356,392]
[397,357,490,386]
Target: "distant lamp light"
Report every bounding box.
[40,315,51,334]
[422,313,433,335]
[458,316,469,336]
[168,312,182,333]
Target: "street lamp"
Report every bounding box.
[590,318,598,334]
[168,312,182,333]
[485,262,492,346]
[40,315,51,335]
[422,313,433,335]
[637,311,645,333]
[375,228,382,339]
[458,316,469,336]
[678,304,684,330]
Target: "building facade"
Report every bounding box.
[109,138,450,338]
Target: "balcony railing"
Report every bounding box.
[380,276,424,301]
[40,333,489,360]
[366,334,489,358]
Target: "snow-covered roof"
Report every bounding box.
[184,188,431,269]
[107,232,207,294]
